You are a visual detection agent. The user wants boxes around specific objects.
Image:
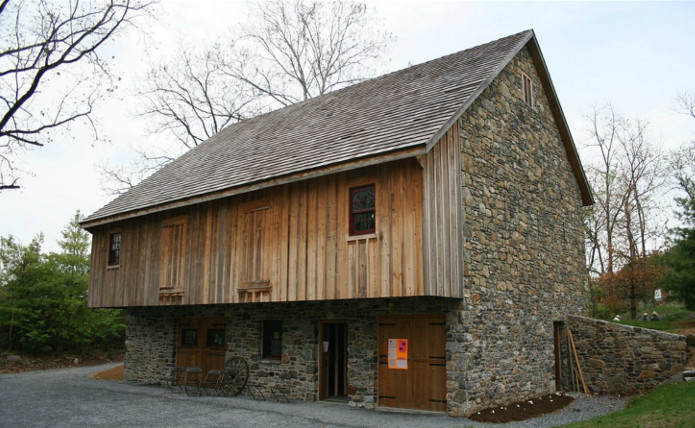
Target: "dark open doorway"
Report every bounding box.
[318,321,347,401]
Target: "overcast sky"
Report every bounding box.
[2,0,695,253]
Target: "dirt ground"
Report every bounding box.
[91,364,124,380]
[468,393,575,423]
[0,350,124,375]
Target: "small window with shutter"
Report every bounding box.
[241,204,271,286]
[160,216,187,291]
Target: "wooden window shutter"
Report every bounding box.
[241,205,271,286]
[160,217,187,291]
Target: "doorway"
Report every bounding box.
[176,318,226,375]
[377,314,446,411]
[318,321,347,401]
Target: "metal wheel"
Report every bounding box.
[220,356,249,396]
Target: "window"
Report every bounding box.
[262,320,282,359]
[181,328,197,347]
[108,233,121,267]
[521,72,534,106]
[350,185,375,235]
[206,328,225,348]
[241,204,271,285]
[160,217,187,290]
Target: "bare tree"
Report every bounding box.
[676,91,695,120]
[102,0,393,194]
[670,91,695,218]
[136,45,262,157]
[583,104,667,276]
[228,0,392,106]
[584,104,629,274]
[0,0,154,191]
[583,103,669,319]
[618,116,667,257]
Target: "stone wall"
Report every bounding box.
[566,316,688,393]
[124,305,226,382]
[450,46,589,416]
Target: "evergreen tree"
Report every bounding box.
[661,143,695,310]
[661,196,695,310]
[0,212,124,352]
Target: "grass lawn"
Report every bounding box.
[561,381,695,428]
[613,303,693,332]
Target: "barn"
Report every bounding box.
[81,30,591,416]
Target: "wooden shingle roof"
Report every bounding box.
[83,30,590,227]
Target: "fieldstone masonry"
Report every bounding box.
[566,316,688,393]
[450,46,588,416]
[125,298,459,407]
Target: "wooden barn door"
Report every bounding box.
[378,314,446,411]
[176,318,226,374]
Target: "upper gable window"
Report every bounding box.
[107,232,121,267]
[160,216,187,291]
[521,72,534,106]
[350,185,376,236]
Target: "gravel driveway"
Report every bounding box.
[0,363,628,427]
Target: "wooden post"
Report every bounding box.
[567,329,589,394]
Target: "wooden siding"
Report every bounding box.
[422,124,464,298]
[87,159,437,308]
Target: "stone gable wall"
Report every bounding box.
[566,316,687,393]
[447,46,589,416]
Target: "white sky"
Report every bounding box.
[2,0,695,253]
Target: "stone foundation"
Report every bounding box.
[125,298,460,408]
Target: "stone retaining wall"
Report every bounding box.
[566,315,688,393]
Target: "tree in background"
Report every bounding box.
[0,0,154,191]
[101,0,394,194]
[594,252,666,319]
[583,104,669,318]
[660,92,695,310]
[0,212,124,353]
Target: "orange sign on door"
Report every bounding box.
[388,338,408,369]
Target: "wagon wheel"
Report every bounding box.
[220,356,249,396]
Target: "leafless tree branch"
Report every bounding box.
[0,0,155,190]
[103,0,393,193]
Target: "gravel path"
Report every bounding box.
[0,363,628,427]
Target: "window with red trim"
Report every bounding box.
[350,185,375,235]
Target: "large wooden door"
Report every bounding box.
[378,314,446,411]
[176,318,226,374]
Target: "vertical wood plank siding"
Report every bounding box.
[422,125,464,298]
[87,153,461,308]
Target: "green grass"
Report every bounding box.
[612,302,693,332]
[560,381,695,428]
